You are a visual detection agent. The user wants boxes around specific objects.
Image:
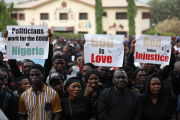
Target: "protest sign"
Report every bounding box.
[84,34,124,67]
[135,34,171,65]
[0,38,6,53]
[6,26,49,59]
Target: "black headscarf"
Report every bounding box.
[64,77,81,92]
[84,69,101,83]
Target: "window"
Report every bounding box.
[40,13,49,20]
[116,32,127,37]
[103,12,107,17]
[79,13,88,20]
[116,13,127,19]
[11,13,18,20]
[142,12,150,19]
[78,31,88,34]
[60,13,68,20]
[19,14,25,20]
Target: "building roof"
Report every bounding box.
[14,0,150,9]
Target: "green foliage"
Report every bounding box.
[53,32,84,40]
[148,0,180,25]
[95,0,103,34]
[126,0,137,36]
[145,30,176,37]
[0,1,18,33]
[8,2,14,13]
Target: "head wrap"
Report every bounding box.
[84,69,101,83]
[64,77,81,92]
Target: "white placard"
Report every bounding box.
[6,26,49,59]
[0,38,6,53]
[135,34,171,65]
[84,34,124,67]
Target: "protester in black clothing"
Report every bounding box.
[133,69,146,93]
[80,63,95,93]
[1,67,15,91]
[98,66,114,89]
[49,72,68,100]
[83,69,104,120]
[162,70,179,88]
[140,74,176,120]
[63,46,74,68]
[98,69,142,120]
[61,77,94,120]
[122,66,141,94]
[0,69,18,120]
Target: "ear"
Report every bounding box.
[67,86,69,92]
[42,74,45,79]
[17,85,21,91]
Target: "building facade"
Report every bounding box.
[11,0,151,37]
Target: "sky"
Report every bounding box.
[5,0,151,5]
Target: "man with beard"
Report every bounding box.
[98,66,114,89]
[98,69,142,120]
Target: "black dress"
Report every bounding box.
[61,95,94,120]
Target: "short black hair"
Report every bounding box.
[29,64,45,74]
[113,68,126,78]
[82,63,95,69]
[122,66,134,75]
[15,76,27,89]
[0,67,10,83]
[49,78,64,86]
[53,55,64,62]
[23,59,35,67]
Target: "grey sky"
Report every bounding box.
[5,0,151,5]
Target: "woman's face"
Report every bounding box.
[88,74,99,88]
[136,71,146,84]
[150,77,161,95]
[82,66,91,76]
[67,82,81,98]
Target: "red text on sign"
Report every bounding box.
[91,53,112,63]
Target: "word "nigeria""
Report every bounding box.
[12,46,44,56]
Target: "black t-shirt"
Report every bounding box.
[61,95,94,120]
[162,78,171,88]
[100,76,114,89]
[134,81,145,94]
[140,96,174,120]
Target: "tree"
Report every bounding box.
[156,17,180,34]
[126,0,137,36]
[0,1,18,33]
[148,0,180,25]
[95,0,103,34]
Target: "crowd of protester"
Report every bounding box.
[0,29,180,120]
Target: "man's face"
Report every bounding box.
[23,62,33,76]
[113,70,128,90]
[82,66,91,76]
[98,67,110,78]
[19,78,31,92]
[53,59,65,72]
[145,63,155,74]
[30,69,44,85]
[51,79,64,94]
[2,79,8,91]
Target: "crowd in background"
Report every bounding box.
[0,30,180,120]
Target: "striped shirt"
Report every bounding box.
[18,84,62,120]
